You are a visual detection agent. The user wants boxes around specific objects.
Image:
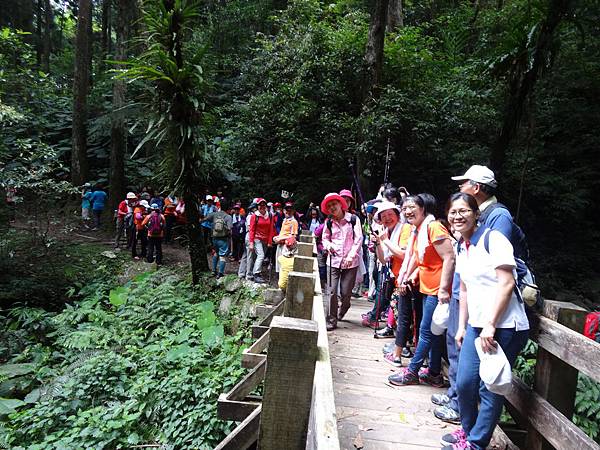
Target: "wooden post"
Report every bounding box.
[258,316,318,450]
[299,234,314,244]
[525,300,587,450]
[293,255,314,274]
[297,242,314,257]
[284,272,316,320]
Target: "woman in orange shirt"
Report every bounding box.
[388,194,455,387]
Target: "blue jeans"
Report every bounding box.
[457,325,528,450]
[446,296,460,412]
[408,295,442,376]
[212,238,229,275]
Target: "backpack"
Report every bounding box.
[326,214,358,240]
[479,202,529,262]
[147,213,163,237]
[584,312,600,343]
[482,229,542,310]
[213,213,229,238]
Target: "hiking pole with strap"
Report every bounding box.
[348,159,366,210]
[373,264,390,337]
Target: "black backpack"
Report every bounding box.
[232,216,246,237]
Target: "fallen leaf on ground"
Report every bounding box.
[353,432,364,449]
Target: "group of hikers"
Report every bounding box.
[314,165,535,450]
[80,164,535,450]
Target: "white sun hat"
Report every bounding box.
[475,337,513,396]
[430,303,449,335]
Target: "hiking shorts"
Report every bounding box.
[213,237,230,257]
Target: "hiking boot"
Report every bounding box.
[338,304,351,321]
[431,393,451,406]
[253,275,266,284]
[216,273,224,279]
[440,428,466,446]
[434,405,461,424]
[362,317,384,329]
[382,342,395,354]
[388,368,419,386]
[401,347,413,358]
[245,275,254,281]
[441,441,471,450]
[384,352,402,367]
[420,370,446,388]
[326,319,337,331]
[375,326,395,339]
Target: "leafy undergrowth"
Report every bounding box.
[0,228,126,310]
[0,269,260,449]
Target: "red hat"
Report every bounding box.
[273,202,282,207]
[321,193,348,213]
[339,189,354,200]
[284,201,294,209]
[255,198,267,205]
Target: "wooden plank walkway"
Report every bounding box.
[329,296,457,450]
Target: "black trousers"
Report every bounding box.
[147,236,163,265]
[132,229,147,258]
[395,290,423,348]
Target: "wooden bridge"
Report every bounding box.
[213,233,600,450]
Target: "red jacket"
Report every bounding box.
[249,212,275,245]
[117,200,131,218]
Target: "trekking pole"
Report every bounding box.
[328,251,333,320]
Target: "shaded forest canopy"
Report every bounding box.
[1,0,600,304]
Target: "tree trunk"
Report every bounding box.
[108,0,131,213]
[42,0,52,72]
[101,0,111,64]
[387,0,403,31]
[71,0,92,186]
[36,0,42,67]
[164,0,209,281]
[490,0,571,175]
[363,0,389,101]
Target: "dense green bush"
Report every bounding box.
[0,270,259,449]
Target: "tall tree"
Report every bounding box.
[71,0,92,185]
[108,0,135,213]
[387,0,403,31]
[101,0,112,62]
[41,0,52,72]
[490,0,573,175]
[121,0,210,281]
[363,0,389,100]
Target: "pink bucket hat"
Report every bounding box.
[321,193,348,213]
[339,189,354,200]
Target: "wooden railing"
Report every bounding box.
[494,301,600,450]
[214,233,340,450]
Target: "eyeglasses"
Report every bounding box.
[448,209,473,218]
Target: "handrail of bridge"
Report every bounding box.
[213,232,339,450]
[493,300,600,450]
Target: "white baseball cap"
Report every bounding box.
[475,337,513,395]
[126,192,137,199]
[206,194,213,201]
[451,165,498,188]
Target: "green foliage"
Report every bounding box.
[574,375,600,441]
[1,269,257,449]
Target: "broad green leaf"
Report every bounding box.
[0,398,26,415]
[202,325,224,348]
[0,363,35,379]
[109,286,128,307]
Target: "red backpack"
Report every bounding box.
[583,312,600,343]
[147,213,163,237]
